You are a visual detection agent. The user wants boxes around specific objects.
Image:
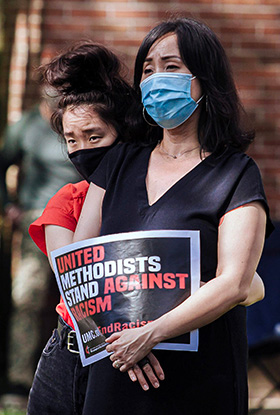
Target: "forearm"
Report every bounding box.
[144,274,249,346]
[106,274,252,371]
[158,270,264,344]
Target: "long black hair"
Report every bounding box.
[132,17,255,153]
[40,41,143,143]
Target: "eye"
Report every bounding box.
[142,63,154,77]
[165,64,180,71]
[143,67,153,75]
[66,138,76,145]
[89,136,102,142]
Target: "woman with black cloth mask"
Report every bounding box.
[27,42,164,415]
[73,18,274,415]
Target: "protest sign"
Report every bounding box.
[51,230,200,366]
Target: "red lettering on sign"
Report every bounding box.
[163,273,176,289]
[176,273,189,289]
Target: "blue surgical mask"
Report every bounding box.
[140,72,203,130]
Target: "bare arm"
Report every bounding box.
[73,182,105,242]
[239,271,264,306]
[106,202,266,371]
[45,225,74,270]
[200,271,264,307]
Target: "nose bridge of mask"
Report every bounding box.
[141,71,193,89]
[140,72,193,104]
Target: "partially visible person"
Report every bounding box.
[0,87,81,406]
[27,42,165,415]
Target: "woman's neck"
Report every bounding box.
[161,120,199,157]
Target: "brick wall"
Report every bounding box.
[2,0,280,219]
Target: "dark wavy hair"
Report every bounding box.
[40,41,142,143]
[132,17,255,153]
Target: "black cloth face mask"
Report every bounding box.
[68,143,116,182]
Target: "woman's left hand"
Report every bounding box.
[106,326,157,372]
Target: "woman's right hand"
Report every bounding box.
[127,352,165,391]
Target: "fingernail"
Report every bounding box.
[154,382,160,388]
[159,374,165,380]
[143,384,149,391]
[131,376,136,381]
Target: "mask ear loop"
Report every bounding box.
[142,107,158,127]
[191,76,205,107]
[196,94,205,105]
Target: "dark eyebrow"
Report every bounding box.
[81,127,103,134]
[63,131,74,137]
[144,55,182,63]
[161,55,181,61]
[64,127,103,137]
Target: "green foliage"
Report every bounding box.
[0,410,26,415]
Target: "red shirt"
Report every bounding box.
[29,180,89,328]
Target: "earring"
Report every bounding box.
[142,107,158,127]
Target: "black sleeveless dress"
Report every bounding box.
[82,144,272,415]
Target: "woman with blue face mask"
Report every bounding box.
[72,18,273,415]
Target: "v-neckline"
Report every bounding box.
[138,146,214,210]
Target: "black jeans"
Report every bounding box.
[27,318,88,415]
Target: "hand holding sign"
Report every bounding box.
[107,325,158,372]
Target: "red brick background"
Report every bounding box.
[1,0,280,219]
